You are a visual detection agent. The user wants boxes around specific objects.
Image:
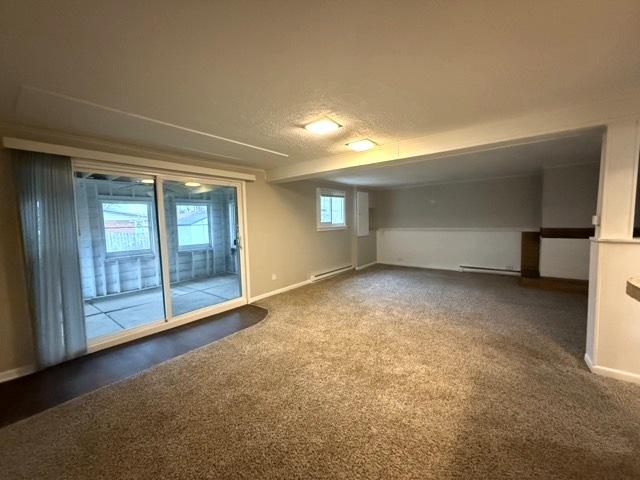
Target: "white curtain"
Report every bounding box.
[14,150,86,367]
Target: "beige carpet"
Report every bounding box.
[1,265,639,479]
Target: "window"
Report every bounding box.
[176,203,211,248]
[101,200,153,254]
[317,188,346,230]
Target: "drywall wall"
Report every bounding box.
[357,234,376,267]
[377,228,524,272]
[540,238,591,279]
[355,189,376,267]
[375,168,598,279]
[539,238,590,280]
[375,175,540,272]
[246,178,353,296]
[0,147,35,375]
[540,164,599,279]
[588,239,640,380]
[541,164,600,228]
[0,135,354,376]
[376,175,542,229]
[634,163,640,234]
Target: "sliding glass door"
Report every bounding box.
[74,169,246,343]
[161,180,242,316]
[74,171,165,339]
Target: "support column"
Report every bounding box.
[586,118,640,383]
[597,120,640,239]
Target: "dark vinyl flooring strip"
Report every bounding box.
[0,304,267,428]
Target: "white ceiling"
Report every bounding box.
[322,130,603,188]
[0,1,639,170]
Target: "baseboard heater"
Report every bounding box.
[309,264,353,282]
[459,265,520,276]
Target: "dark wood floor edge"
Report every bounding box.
[519,276,589,294]
[0,305,272,388]
[60,304,268,374]
[0,304,269,428]
[2,303,269,385]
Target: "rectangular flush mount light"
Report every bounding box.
[304,118,341,135]
[347,139,377,152]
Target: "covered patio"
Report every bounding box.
[84,274,240,339]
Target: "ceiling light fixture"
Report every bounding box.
[304,117,341,135]
[347,139,377,152]
[140,179,155,184]
[185,181,201,187]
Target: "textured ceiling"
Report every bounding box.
[0,1,639,170]
[322,130,603,187]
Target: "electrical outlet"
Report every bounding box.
[271,273,277,281]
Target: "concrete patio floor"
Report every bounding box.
[84,274,241,339]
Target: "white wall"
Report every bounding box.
[540,163,599,280]
[541,163,600,228]
[376,166,599,280]
[377,228,524,272]
[355,189,377,268]
[357,234,377,267]
[375,175,541,273]
[588,241,640,379]
[539,238,590,280]
[246,178,354,297]
[376,175,541,229]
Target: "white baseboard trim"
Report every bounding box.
[309,264,353,282]
[249,279,312,303]
[584,352,594,371]
[250,264,358,303]
[355,261,377,271]
[0,364,36,384]
[584,353,640,385]
[379,261,518,276]
[379,260,458,271]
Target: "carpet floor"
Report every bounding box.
[1,265,639,479]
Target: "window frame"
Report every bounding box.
[316,187,347,231]
[98,196,155,258]
[70,159,250,354]
[175,199,213,251]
